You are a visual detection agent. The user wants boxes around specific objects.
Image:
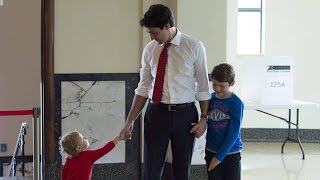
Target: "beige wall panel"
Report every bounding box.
[0,0,41,156]
[55,0,141,73]
[177,0,227,70]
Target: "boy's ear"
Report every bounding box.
[165,23,170,29]
[230,81,235,86]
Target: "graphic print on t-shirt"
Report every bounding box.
[207,101,231,129]
[208,109,230,121]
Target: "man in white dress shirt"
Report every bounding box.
[119,4,211,180]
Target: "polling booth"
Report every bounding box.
[241,56,294,105]
[240,56,318,159]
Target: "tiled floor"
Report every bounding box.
[1,142,319,180]
[0,177,32,180]
[242,142,320,180]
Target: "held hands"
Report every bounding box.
[112,134,126,144]
[190,118,207,138]
[208,157,220,171]
[119,120,134,140]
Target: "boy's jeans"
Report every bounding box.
[205,150,241,180]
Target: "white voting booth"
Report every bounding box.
[240,56,319,159]
[241,56,294,104]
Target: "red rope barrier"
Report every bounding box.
[0,110,33,116]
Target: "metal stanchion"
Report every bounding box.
[7,122,28,176]
[21,123,27,176]
[33,107,41,180]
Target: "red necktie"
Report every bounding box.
[152,43,171,104]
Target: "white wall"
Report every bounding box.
[227,0,320,129]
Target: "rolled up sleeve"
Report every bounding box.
[194,42,211,101]
[134,48,152,98]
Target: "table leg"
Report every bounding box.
[295,109,305,159]
[281,109,305,160]
[281,109,291,154]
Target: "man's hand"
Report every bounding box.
[119,120,134,140]
[190,118,207,138]
[208,157,220,171]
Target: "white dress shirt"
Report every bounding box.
[135,29,211,104]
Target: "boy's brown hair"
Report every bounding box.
[211,63,235,83]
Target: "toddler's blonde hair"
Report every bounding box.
[59,131,81,157]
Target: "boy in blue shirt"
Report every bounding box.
[191,63,244,180]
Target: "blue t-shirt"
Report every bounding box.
[206,92,244,162]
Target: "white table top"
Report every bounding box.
[244,99,319,110]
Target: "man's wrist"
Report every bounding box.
[200,114,208,119]
[126,119,134,124]
[199,117,207,124]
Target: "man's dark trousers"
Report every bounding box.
[143,102,198,180]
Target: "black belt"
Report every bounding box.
[151,102,195,111]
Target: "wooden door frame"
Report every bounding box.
[42,0,55,164]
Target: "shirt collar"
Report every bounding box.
[161,28,181,47]
[169,28,181,46]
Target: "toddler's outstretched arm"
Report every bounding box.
[113,134,125,144]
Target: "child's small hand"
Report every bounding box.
[191,123,202,138]
[208,157,220,171]
[112,135,123,144]
[113,133,129,144]
[190,118,207,138]
[119,133,127,141]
